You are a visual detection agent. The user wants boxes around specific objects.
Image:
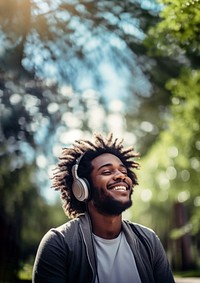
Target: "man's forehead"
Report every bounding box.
[91,153,124,168]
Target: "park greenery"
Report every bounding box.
[0,0,200,281]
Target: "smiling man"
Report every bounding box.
[32,133,175,283]
[88,153,133,220]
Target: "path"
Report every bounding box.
[175,278,200,283]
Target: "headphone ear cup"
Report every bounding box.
[72,164,91,202]
[72,178,90,202]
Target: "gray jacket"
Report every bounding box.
[32,213,175,283]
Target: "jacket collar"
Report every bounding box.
[79,213,97,282]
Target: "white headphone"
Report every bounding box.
[72,155,91,202]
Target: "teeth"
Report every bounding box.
[113,186,127,191]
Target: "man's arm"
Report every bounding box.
[32,229,67,283]
[152,234,175,283]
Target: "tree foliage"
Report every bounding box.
[146,0,200,58]
[136,69,200,270]
[134,0,200,270]
[0,70,106,281]
[0,0,185,152]
[0,0,157,88]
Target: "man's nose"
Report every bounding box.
[113,171,126,180]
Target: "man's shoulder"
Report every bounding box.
[123,220,157,239]
[50,214,85,235]
[123,220,161,259]
[39,215,86,248]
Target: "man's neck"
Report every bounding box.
[88,203,122,239]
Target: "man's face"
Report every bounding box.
[89,153,133,216]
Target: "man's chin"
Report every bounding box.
[94,198,132,216]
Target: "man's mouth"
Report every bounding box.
[108,183,129,191]
[113,186,127,191]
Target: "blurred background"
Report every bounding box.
[0,0,200,282]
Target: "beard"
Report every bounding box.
[91,186,133,216]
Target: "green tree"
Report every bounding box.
[147,0,200,58]
[0,0,187,153]
[0,0,157,87]
[0,70,106,281]
[136,0,200,271]
[137,70,200,270]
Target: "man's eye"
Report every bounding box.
[102,170,111,175]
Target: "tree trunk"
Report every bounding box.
[173,202,195,270]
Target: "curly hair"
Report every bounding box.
[52,133,140,218]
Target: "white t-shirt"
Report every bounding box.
[93,231,142,283]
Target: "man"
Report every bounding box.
[32,133,175,283]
